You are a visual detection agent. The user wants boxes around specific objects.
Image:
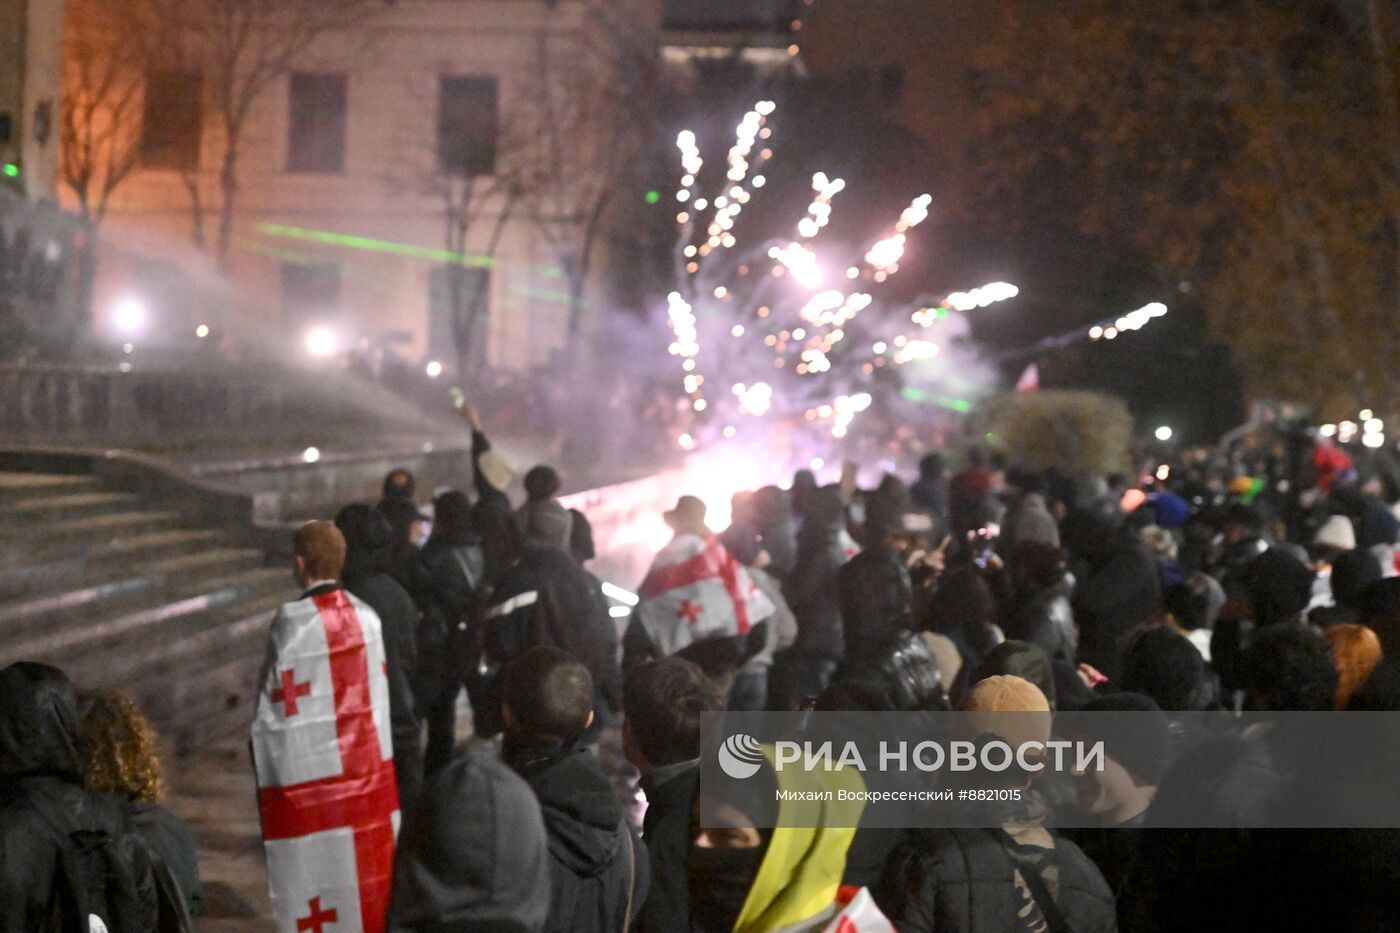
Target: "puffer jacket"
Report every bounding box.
[838,544,915,656]
[877,828,1117,933]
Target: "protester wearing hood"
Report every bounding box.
[518,465,575,549]
[922,564,1004,702]
[835,541,949,713]
[501,649,648,933]
[483,541,622,737]
[750,486,799,580]
[376,468,434,601]
[772,485,851,708]
[788,469,819,531]
[0,661,158,932]
[1120,626,1214,713]
[336,503,424,802]
[1244,622,1339,712]
[388,743,551,933]
[910,452,949,531]
[624,658,724,933]
[1243,547,1315,627]
[877,676,1117,933]
[1062,508,1161,681]
[1117,732,1284,933]
[1311,548,1383,628]
[414,490,491,770]
[1061,693,1171,895]
[78,689,202,923]
[1003,540,1076,663]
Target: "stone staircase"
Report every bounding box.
[0,470,294,751]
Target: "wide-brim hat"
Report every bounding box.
[664,494,708,528]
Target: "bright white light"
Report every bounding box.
[601,581,640,606]
[811,457,825,471]
[121,342,133,354]
[737,382,774,417]
[425,360,443,378]
[1363,433,1386,449]
[112,297,147,335]
[873,341,887,355]
[1364,418,1384,434]
[302,446,321,464]
[195,324,210,339]
[944,282,1019,312]
[1156,464,1171,481]
[1360,409,1374,421]
[1089,326,1104,340]
[678,433,696,450]
[1155,426,1173,442]
[1319,423,1337,438]
[609,605,631,618]
[304,326,338,358]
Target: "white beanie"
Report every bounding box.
[1315,514,1356,552]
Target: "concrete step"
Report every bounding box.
[0,471,100,505]
[0,510,187,563]
[77,589,292,753]
[0,528,225,600]
[0,565,288,668]
[0,546,269,640]
[85,587,289,693]
[2,490,143,525]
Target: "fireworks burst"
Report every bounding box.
[663,103,1018,453]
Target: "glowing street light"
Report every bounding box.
[112,296,147,335]
[304,325,339,359]
[1155,426,1173,442]
[425,360,443,379]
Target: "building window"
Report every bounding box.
[141,71,202,170]
[429,263,490,365]
[437,76,498,177]
[287,73,347,174]
[280,262,341,326]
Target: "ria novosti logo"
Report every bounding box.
[718,733,765,779]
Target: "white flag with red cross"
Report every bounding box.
[251,588,400,933]
[820,886,896,932]
[635,533,776,657]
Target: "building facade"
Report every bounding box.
[1,0,65,200]
[63,0,656,373]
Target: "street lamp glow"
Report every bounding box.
[195,324,210,338]
[304,325,338,359]
[302,446,321,464]
[1155,425,1173,442]
[112,297,147,335]
[425,360,443,379]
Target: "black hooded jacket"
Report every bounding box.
[0,662,158,933]
[483,544,623,719]
[504,743,649,933]
[389,744,551,932]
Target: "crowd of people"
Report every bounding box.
[3,401,1400,931]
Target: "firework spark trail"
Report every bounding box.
[664,103,1008,449]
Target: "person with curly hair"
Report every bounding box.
[78,689,203,919]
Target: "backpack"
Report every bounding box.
[32,797,149,933]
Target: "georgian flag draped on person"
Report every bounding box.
[636,533,777,656]
[251,589,400,933]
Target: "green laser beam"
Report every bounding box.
[255,222,498,268]
[901,387,973,413]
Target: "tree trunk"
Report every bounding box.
[216,139,239,268]
[76,221,99,329]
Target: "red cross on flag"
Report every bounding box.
[636,534,776,656]
[252,589,400,933]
